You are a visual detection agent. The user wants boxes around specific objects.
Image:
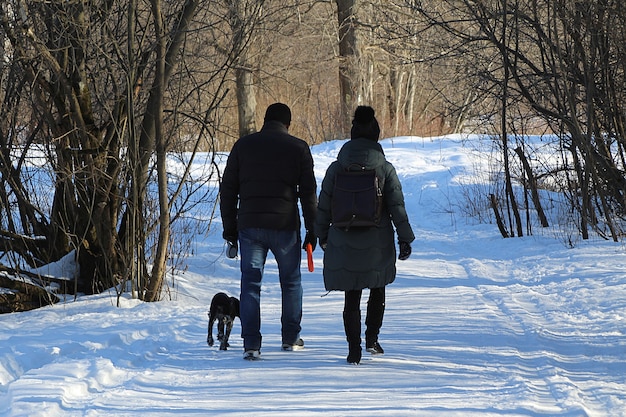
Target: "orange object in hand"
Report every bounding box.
[305,243,314,272]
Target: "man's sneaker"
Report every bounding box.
[281,338,304,351]
[366,341,384,355]
[243,349,261,360]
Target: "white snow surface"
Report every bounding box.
[1,135,625,416]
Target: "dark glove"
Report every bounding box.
[302,230,317,252]
[319,240,327,251]
[223,230,238,259]
[398,241,411,261]
[222,230,237,244]
[226,240,238,259]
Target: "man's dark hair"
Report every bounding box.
[264,103,292,126]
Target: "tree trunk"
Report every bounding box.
[500,0,523,237]
[229,0,258,137]
[143,0,170,302]
[128,0,201,301]
[514,147,549,227]
[569,143,590,240]
[235,64,257,136]
[336,0,359,136]
[490,194,509,238]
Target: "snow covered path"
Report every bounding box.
[1,136,625,416]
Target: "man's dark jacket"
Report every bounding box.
[220,120,317,237]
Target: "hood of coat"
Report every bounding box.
[337,137,386,170]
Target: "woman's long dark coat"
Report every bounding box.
[315,138,415,291]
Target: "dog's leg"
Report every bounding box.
[217,316,225,342]
[207,313,216,346]
[220,319,234,350]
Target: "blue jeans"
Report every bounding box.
[238,228,303,351]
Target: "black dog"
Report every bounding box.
[207,292,240,350]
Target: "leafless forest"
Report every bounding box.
[1,1,626,308]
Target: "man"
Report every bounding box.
[220,103,317,360]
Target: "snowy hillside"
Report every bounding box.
[0,135,624,416]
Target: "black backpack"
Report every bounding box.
[331,164,383,230]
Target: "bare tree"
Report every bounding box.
[405,0,626,240]
[0,0,235,304]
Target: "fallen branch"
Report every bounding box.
[0,269,60,313]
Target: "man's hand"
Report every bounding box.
[302,230,317,251]
[222,230,237,244]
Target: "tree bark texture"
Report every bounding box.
[336,0,359,136]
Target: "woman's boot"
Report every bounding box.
[365,288,385,355]
[343,310,362,364]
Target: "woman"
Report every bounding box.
[315,106,415,364]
